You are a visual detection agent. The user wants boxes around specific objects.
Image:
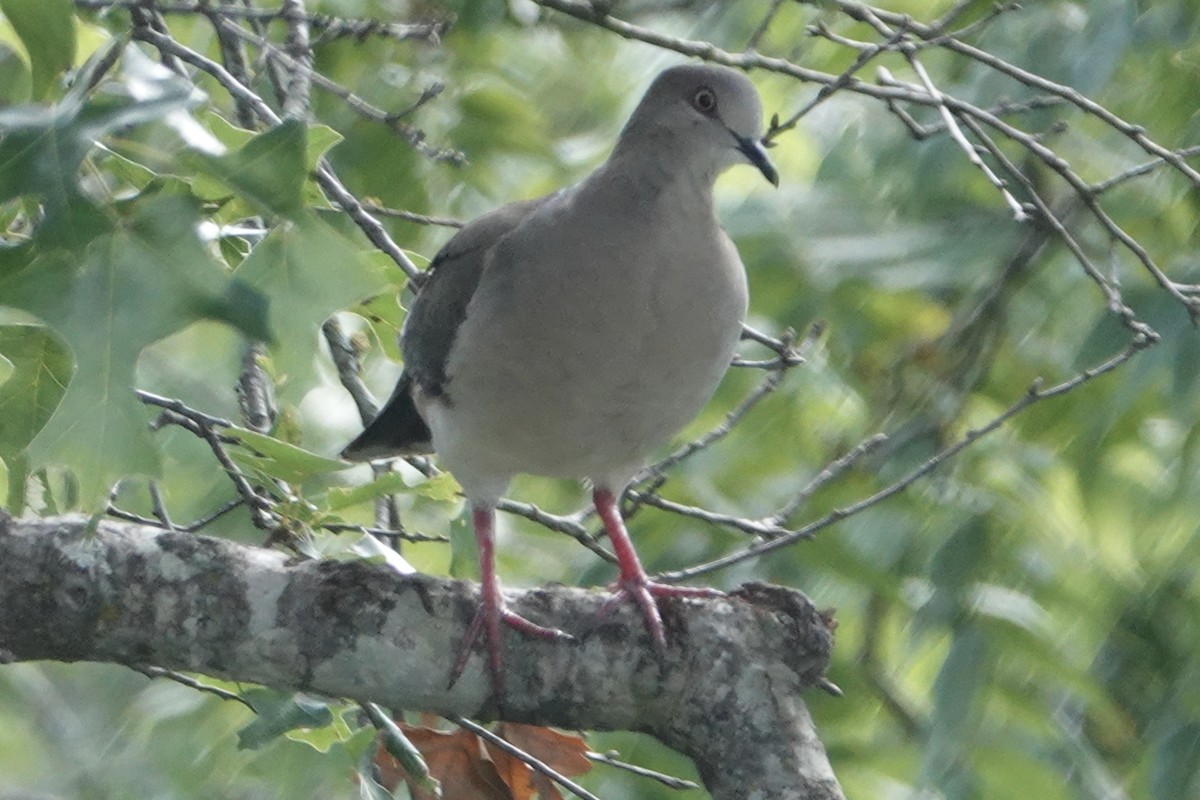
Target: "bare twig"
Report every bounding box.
[129,25,423,280]
[587,750,700,790]
[207,16,464,162]
[147,481,177,530]
[452,717,603,800]
[624,490,793,538]
[744,0,786,52]
[237,343,276,434]
[278,0,313,121]
[657,337,1153,583]
[75,0,450,44]
[322,317,379,424]
[321,522,447,543]
[496,499,615,563]
[359,203,463,228]
[133,665,256,711]
[887,58,1027,219]
[769,433,890,526]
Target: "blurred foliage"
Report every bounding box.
[1,0,1199,798]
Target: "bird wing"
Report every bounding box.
[402,195,549,398]
[340,195,550,461]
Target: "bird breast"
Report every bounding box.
[433,180,749,486]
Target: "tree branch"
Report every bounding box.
[0,512,844,800]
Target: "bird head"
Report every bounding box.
[616,63,779,187]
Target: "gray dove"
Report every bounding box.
[342,63,778,693]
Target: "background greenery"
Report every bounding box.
[1,0,1198,797]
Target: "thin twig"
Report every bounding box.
[496,500,615,564]
[452,717,603,800]
[130,26,423,280]
[767,24,907,140]
[953,110,1159,337]
[278,0,313,121]
[148,481,177,530]
[890,57,1027,219]
[625,490,792,538]
[744,0,786,51]
[586,750,700,790]
[360,203,463,228]
[322,317,379,424]
[134,665,256,711]
[877,70,1200,319]
[321,522,448,543]
[107,497,244,532]
[819,0,1200,187]
[209,16,464,162]
[75,0,450,44]
[845,5,1027,219]
[1091,144,1200,196]
[769,433,889,525]
[136,389,279,531]
[136,390,234,429]
[657,338,1152,583]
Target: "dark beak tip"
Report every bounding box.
[736,133,780,187]
[754,153,780,188]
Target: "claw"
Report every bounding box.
[447,600,571,692]
[449,505,571,694]
[593,489,722,653]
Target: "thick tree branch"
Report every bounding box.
[0,512,843,800]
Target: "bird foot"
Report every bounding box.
[601,578,724,656]
[447,601,572,693]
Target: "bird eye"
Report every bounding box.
[691,87,717,114]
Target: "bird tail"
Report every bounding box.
[340,371,434,461]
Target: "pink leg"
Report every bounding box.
[448,505,570,693]
[592,488,723,654]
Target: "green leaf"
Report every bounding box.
[341,725,380,764]
[1151,720,1200,800]
[294,529,415,574]
[305,123,342,169]
[285,705,358,754]
[201,109,256,150]
[324,471,459,510]
[0,192,269,507]
[355,767,395,800]
[921,625,988,793]
[370,708,439,794]
[325,470,410,510]
[449,512,478,581]
[412,472,460,502]
[0,40,31,105]
[237,689,334,751]
[226,426,346,483]
[0,323,71,464]
[235,215,390,394]
[0,0,75,99]
[0,352,11,385]
[199,120,307,217]
[356,287,406,361]
[0,62,198,212]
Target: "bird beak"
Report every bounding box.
[735,134,779,187]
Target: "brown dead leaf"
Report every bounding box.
[374,721,592,800]
[486,741,544,800]
[497,724,592,776]
[485,724,593,800]
[377,725,513,800]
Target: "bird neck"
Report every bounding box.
[607,121,720,198]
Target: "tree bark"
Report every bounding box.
[0,510,844,799]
